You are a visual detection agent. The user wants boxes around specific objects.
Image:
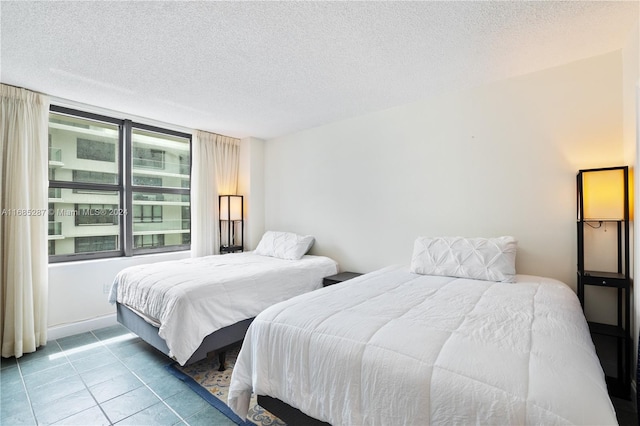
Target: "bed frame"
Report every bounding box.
[257,395,330,426]
[116,302,253,368]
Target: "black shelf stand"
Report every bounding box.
[576,166,630,400]
[219,195,244,254]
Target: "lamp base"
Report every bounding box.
[220,245,243,254]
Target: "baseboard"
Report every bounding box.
[47,314,118,341]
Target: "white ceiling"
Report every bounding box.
[1,1,638,139]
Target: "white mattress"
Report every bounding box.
[109,252,338,365]
[228,265,617,425]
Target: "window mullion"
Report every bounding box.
[123,120,133,256]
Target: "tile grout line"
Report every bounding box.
[14,327,196,426]
[125,367,191,426]
[53,332,115,425]
[97,330,191,425]
[15,352,39,426]
[86,330,118,425]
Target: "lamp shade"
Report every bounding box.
[581,168,625,220]
[220,195,243,221]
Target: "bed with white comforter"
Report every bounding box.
[109,252,337,365]
[228,265,617,425]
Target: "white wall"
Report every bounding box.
[239,137,265,250]
[47,251,190,338]
[264,51,624,291]
[623,20,640,386]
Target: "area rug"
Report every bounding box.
[167,345,285,426]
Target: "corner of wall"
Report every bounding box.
[622,15,639,393]
[239,137,266,250]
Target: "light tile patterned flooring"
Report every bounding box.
[0,324,235,425]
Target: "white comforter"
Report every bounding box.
[109,252,337,365]
[228,265,617,425]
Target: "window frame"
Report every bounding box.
[48,105,192,262]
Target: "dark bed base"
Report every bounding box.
[257,395,331,426]
[116,303,253,367]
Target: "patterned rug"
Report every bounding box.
[167,345,285,426]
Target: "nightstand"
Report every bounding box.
[220,245,243,254]
[323,272,362,287]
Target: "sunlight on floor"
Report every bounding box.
[47,332,137,360]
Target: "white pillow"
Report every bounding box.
[410,236,517,283]
[254,231,315,260]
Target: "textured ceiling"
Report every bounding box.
[1,1,638,139]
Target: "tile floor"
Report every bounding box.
[0,324,235,425]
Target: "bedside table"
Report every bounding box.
[323,272,362,287]
[220,245,243,254]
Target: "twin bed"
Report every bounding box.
[111,233,618,425]
[109,232,338,366]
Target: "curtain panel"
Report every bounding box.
[191,130,240,257]
[0,84,50,358]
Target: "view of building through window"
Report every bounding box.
[131,128,191,250]
[47,109,191,259]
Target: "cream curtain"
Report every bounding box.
[1,84,50,358]
[191,130,240,257]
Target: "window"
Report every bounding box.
[132,176,162,187]
[132,192,189,250]
[181,205,191,245]
[48,106,191,262]
[179,155,190,175]
[72,171,118,195]
[75,236,118,253]
[77,138,116,162]
[131,127,191,252]
[133,147,165,169]
[133,205,162,223]
[73,170,118,185]
[75,204,119,226]
[134,234,165,248]
[134,193,164,201]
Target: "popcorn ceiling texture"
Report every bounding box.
[1,1,637,139]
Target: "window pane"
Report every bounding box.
[133,192,190,249]
[48,190,122,255]
[75,204,119,226]
[134,234,165,249]
[75,236,118,253]
[49,113,119,184]
[132,175,162,187]
[73,170,118,185]
[133,147,164,169]
[132,129,190,189]
[77,138,115,162]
